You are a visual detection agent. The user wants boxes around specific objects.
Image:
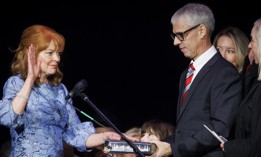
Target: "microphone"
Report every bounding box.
[79,92,145,157]
[65,79,88,100]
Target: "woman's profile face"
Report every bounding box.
[249,26,259,64]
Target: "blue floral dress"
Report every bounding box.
[0,75,95,157]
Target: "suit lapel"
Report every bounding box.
[177,53,221,123]
[177,70,187,117]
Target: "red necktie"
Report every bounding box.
[182,63,195,104]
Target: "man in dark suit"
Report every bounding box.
[149,3,243,157]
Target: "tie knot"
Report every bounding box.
[190,63,195,71]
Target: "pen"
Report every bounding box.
[203,124,228,143]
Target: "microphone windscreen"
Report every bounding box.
[65,79,88,100]
[74,79,88,92]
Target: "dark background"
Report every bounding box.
[0,0,259,151]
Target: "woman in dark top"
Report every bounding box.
[220,17,261,157]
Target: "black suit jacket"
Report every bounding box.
[172,52,243,157]
[241,56,258,97]
[223,81,261,157]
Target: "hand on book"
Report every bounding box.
[146,139,172,157]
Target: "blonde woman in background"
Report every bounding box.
[213,26,249,73]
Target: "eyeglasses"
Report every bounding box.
[171,24,201,41]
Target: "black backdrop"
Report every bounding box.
[0,0,259,148]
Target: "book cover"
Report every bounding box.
[104,140,157,155]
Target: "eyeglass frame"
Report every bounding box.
[171,24,201,41]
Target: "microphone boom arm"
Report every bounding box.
[79,92,145,157]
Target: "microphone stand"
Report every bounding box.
[79,92,145,157]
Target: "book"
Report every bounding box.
[103,140,157,155]
[203,124,228,143]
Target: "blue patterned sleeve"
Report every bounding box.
[0,75,24,128]
[63,121,96,152]
[60,84,96,152]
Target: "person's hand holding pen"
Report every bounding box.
[203,124,228,143]
[203,124,227,152]
[218,134,227,152]
[220,142,225,151]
